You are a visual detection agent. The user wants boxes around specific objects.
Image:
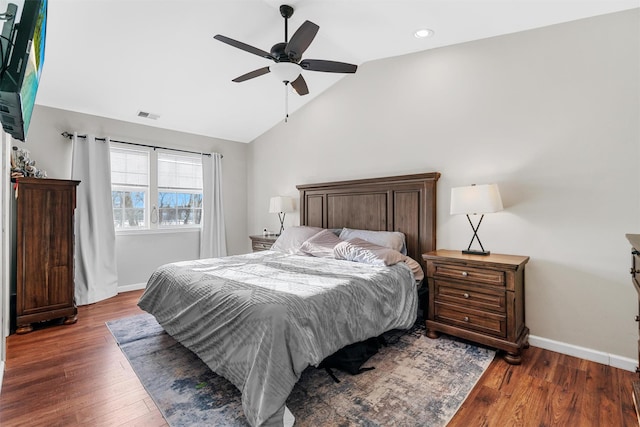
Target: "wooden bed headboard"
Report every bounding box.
[297,172,440,271]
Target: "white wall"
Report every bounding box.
[248,10,640,361]
[22,105,249,287]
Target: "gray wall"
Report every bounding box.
[22,105,249,286]
[248,10,640,360]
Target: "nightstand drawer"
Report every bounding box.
[434,280,505,313]
[252,241,273,251]
[432,264,505,287]
[434,302,506,338]
[249,235,278,252]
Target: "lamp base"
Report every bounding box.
[462,249,491,256]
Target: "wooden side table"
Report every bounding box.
[423,250,530,364]
[249,235,279,252]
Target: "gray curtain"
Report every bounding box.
[71,134,118,304]
[200,152,227,258]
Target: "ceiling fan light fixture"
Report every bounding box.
[269,62,301,83]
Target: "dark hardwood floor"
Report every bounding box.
[0,290,638,426]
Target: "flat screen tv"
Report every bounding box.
[0,0,47,142]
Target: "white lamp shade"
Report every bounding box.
[450,184,503,215]
[269,62,301,83]
[269,196,294,213]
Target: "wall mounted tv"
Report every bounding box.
[0,0,47,142]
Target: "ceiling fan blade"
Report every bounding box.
[299,59,357,73]
[284,21,319,60]
[290,74,309,96]
[214,35,272,60]
[232,67,271,83]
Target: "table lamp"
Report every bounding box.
[269,196,294,235]
[450,183,503,255]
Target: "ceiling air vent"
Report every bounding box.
[137,110,160,120]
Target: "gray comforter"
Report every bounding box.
[137,250,418,426]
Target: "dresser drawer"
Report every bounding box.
[434,302,507,338]
[432,263,505,287]
[433,280,506,314]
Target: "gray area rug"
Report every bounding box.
[107,313,495,426]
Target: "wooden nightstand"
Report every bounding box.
[249,235,279,252]
[423,250,530,364]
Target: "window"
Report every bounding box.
[110,144,203,231]
[111,147,149,229]
[157,152,203,227]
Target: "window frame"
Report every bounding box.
[110,143,204,234]
[110,144,150,231]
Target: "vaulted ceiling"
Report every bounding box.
[34,0,638,143]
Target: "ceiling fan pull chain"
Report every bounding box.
[284,83,289,123]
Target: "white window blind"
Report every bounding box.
[158,152,202,190]
[111,148,149,186]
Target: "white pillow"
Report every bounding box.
[299,229,343,258]
[339,228,407,255]
[270,226,323,254]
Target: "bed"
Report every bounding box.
[138,172,440,426]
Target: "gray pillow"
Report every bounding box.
[334,238,405,266]
[338,228,407,255]
[299,229,343,258]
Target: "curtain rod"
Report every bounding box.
[60,131,221,158]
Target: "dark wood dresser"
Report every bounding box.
[249,234,279,252]
[423,250,530,364]
[626,233,640,418]
[15,178,80,334]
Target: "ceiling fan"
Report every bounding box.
[213,4,357,96]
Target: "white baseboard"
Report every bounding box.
[529,334,637,373]
[117,282,147,293]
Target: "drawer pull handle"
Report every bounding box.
[463,293,470,299]
[461,271,468,277]
[631,268,640,275]
[636,315,640,322]
[463,316,470,322]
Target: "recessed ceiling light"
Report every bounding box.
[414,28,434,39]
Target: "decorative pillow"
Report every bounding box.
[334,238,405,266]
[299,229,343,258]
[338,228,407,255]
[271,226,323,254]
